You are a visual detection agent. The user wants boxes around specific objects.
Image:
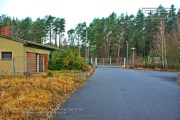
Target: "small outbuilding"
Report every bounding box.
[0,34,58,75]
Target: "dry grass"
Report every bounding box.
[134,67,180,72]
[120,65,126,68]
[134,67,162,71]
[177,78,180,83]
[0,68,95,119]
[120,65,131,69]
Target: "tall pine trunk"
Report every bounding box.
[50,27,52,46]
[59,32,62,48]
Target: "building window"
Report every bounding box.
[2,52,12,60]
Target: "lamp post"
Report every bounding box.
[87,41,90,62]
[107,31,112,59]
[85,26,88,63]
[83,25,88,63]
[131,47,135,68]
[78,34,81,57]
[126,41,128,66]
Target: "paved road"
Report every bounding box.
[51,67,180,120]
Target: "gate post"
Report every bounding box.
[95,57,97,67]
[36,54,39,72]
[124,57,126,67]
[103,58,104,66]
[12,58,16,76]
[117,58,118,66]
[27,58,30,76]
[43,57,45,72]
[110,56,111,67]
[91,58,93,65]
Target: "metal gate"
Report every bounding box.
[91,58,123,67]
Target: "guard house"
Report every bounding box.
[0,34,58,75]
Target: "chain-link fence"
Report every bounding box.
[0,56,46,76]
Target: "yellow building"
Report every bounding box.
[0,34,58,75]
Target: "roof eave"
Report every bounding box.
[25,41,59,51]
[0,34,59,51]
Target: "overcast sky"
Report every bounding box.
[0,0,179,33]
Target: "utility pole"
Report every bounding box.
[107,31,112,59]
[77,34,81,57]
[142,7,171,69]
[85,26,88,63]
[86,40,89,63]
[126,41,128,66]
[160,18,164,69]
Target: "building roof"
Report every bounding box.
[0,34,59,51]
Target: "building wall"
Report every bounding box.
[0,37,52,75]
[24,46,50,73]
[26,52,49,74]
[26,52,36,73]
[0,37,24,75]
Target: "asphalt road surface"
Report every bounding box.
[51,67,180,120]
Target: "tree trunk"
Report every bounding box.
[50,28,52,46]
[59,33,62,48]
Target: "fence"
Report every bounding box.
[90,56,180,70]
[0,56,46,76]
[90,57,123,67]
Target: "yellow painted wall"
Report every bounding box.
[0,37,24,57]
[0,37,24,75]
[0,37,52,75]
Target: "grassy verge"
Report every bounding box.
[0,67,96,119]
[120,64,179,72]
[177,74,180,83]
[177,78,180,83]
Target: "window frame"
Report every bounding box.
[1,52,12,60]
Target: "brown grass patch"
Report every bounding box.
[0,68,95,119]
[177,78,180,83]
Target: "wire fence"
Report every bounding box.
[97,58,122,67]
[89,57,123,67]
[0,56,46,76]
[90,56,180,70]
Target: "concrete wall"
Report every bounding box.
[0,37,24,75]
[0,36,52,75]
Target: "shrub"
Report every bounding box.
[49,48,88,71]
[47,71,53,77]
